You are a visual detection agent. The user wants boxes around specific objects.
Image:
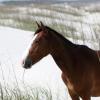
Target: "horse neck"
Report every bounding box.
[51,37,76,75]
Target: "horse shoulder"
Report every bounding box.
[61,73,75,92]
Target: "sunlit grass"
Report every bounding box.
[0,84,54,100]
[0,60,66,100]
[0,3,100,44]
[0,62,58,100]
[0,4,84,32]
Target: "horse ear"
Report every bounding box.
[40,21,44,27]
[36,21,40,28]
[40,21,45,30]
[40,21,48,34]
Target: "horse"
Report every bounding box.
[22,22,100,100]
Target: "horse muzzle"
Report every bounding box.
[22,57,33,69]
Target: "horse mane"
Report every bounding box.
[45,26,77,47]
[34,25,77,47]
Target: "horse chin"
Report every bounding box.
[22,57,41,69]
[23,64,32,69]
[22,57,33,69]
[22,61,33,69]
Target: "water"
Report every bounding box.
[1,0,100,5]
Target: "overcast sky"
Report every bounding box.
[0,0,98,2]
[0,0,77,1]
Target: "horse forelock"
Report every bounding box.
[34,25,49,35]
[34,28,42,35]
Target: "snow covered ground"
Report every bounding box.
[0,26,100,99]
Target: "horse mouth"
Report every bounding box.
[23,64,32,69]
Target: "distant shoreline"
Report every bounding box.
[1,0,100,6]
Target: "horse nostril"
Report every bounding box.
[23,57,33,69]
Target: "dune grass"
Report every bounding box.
[0,60,65,100]
[0,84,54,100]
[0,3,100,44]
[0,86,53,100]
[0,3,85,33]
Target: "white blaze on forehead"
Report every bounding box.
[22,34,38,61]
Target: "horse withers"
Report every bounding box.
[22,22,100,100]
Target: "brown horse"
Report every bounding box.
[22,22,100,100]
